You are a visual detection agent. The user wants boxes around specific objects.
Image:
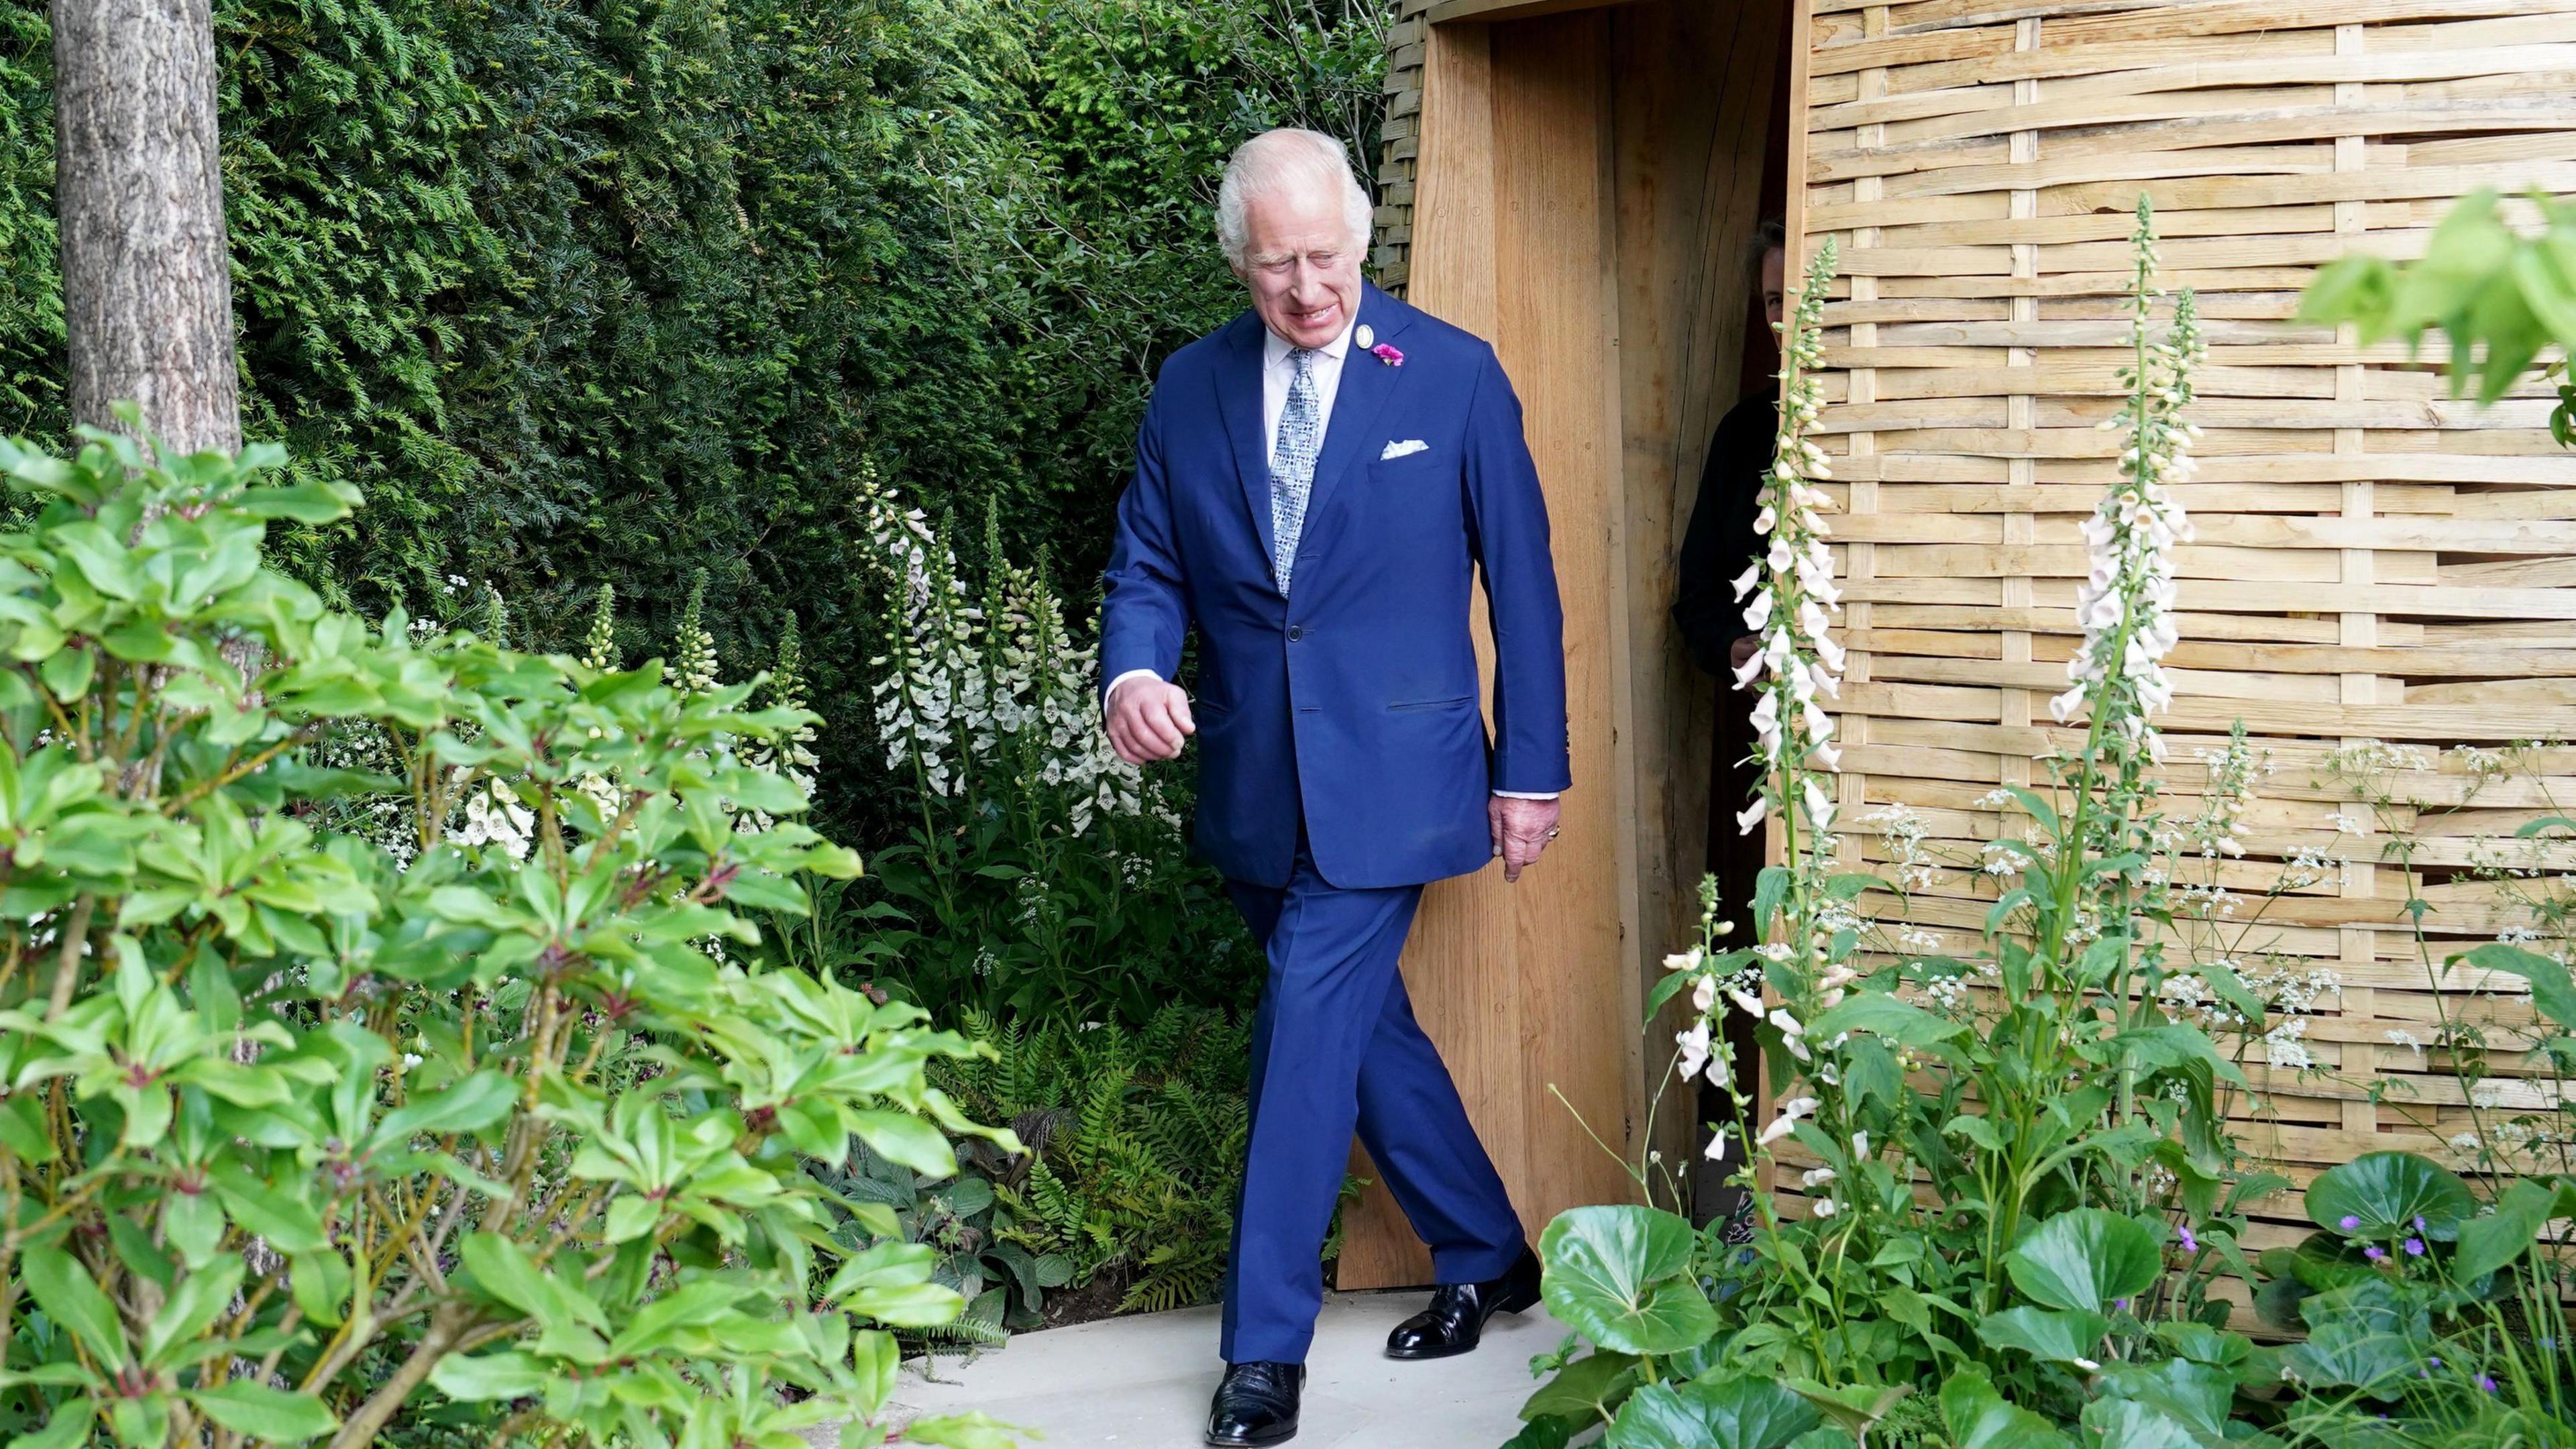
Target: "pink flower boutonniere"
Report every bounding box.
[1371,342,1405,368]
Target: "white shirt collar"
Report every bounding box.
[1262,307,1359,370]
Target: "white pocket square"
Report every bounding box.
[1380,439,1430,460]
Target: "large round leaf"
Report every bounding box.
[1939,1366,2073,1449]
[2305,1152,2474,1240]
[1541,1205,1718,1356]
[2003,1210,2161,1313]
[1976,1306,2110,1365]
[1606,1377,1821,1449]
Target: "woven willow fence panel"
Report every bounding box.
[1790,0,2576,1236]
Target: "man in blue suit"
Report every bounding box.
[1102,127,1570,1447]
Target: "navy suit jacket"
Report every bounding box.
[1101,284,1571,890]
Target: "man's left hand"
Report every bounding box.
[1489,796,1562,883]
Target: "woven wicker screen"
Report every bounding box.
[1787,0,2576,1230]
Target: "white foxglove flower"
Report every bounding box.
[1756,1096,1820,1146]
[1727,987,1766,1018]
[1675,1022,1712,1081]
[1693,975,1718,1014]
[1803,778,1837,832]
[2055,199,2201,751]
[1737,796,1768,835]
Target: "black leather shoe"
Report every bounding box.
[1385,1245,1542,1360]
[1205,1360,1303,1446]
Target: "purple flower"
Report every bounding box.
[2404,1237,2426,1257]
[2340,1215,2363,1231]
[1371,343,1405,368]
[2413,1216,2427,1232]
[2365,1244,2387,1261]
[2178,1226,2200,1252]
[2477,1375,2499,1394]
[2114,1298,2131,1312]
[2429,1357,2442,1369]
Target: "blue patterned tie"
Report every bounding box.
[1270,347,1322,594]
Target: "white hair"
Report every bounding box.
[1216,128,1374,270]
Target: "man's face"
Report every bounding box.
[1761,248,1786,333]
[1236,183,1364,350]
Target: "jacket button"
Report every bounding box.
[1287,625,1305,643]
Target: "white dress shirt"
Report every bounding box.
[1106,313,1556,802]
[1260,315,1354,468]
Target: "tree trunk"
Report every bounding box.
[51,0,241,455]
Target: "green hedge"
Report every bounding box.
[0,0,1386,830]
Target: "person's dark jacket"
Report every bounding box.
[1672,386,1776,676]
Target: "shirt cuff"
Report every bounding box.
[1102,669,1163,718]
[1493,790,1561,800]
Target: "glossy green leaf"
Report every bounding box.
[900,1413,1022,1449]
[2305,1151,2475,1240]
[427,1350,551,1403]
[368,1069,515,1148]
[1977,1307,2110,1366]
[1539,1205,1718,1357]
[21,1246,128,1371]
[1522,1351,1639,1426]
[2002,1210,2161,1313]
[2453,1178,2555,1281]
[2458,942,2576,1029]
[1806,991,1966,1046]
[2080,1399,2202,1449]
[187,1379,338,1443]
[5,1397,99,1449]
[1939,1366,2072,1449]
[1608,1377,1820,1449]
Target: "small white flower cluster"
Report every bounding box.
[2186,731,2264,859]
[1866,803,1939,892]
[2262,1015,2313,1071]
[1732,238,1844,849]
[2050,199,2204,762]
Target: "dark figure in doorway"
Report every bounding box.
[1670,219,1785,1236]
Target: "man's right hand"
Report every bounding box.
[1729,635,1762,671]
[1106,678,1196,764]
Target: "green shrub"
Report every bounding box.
[0,428,1010,1449]
[0,0,1391,846]
[937,1004,1255,1317]
[848,470,1257,1026]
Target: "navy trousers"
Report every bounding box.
[1220,849,1526,1364]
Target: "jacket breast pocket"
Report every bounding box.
[1369,447,1450,480]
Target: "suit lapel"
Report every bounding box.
[1298,286,1413,554]
[1213,314,1278,571]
